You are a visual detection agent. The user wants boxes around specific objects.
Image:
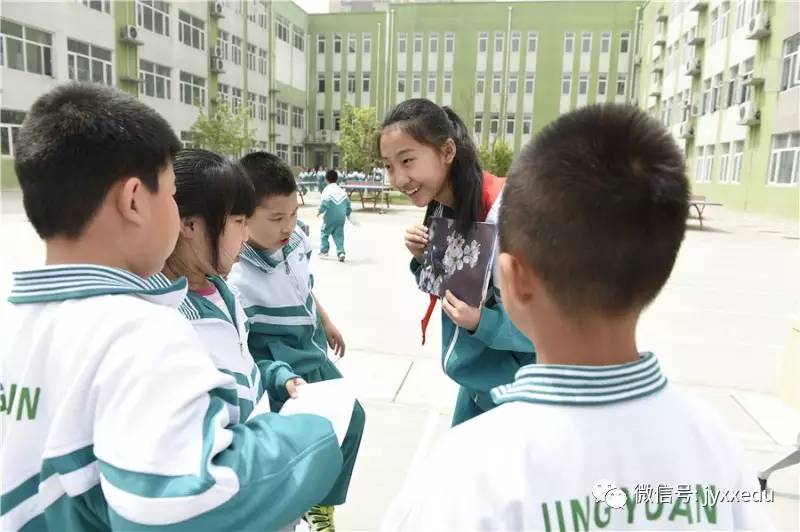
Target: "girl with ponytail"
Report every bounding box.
[379,99,536,426]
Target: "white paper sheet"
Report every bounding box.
[279,379,355,445]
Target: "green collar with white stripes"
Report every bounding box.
[491,352,668,407]
[8,265,187,307]
[239,233,304,273]
[177,275,241,331]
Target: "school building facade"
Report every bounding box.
[1,1,797,218]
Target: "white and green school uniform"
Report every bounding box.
[1,265,343,531]
[318,182,351,256]
[411,173,536,426]
[383,353,771,531]
[172,274,300,422]
[228,225,365,506]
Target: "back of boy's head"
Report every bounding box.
[500,104,689,317]
[239,151,297,201]
[14,82,181,239]
[325,169,339,183]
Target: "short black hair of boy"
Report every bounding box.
[325,170,339,183]
[239,151,297,201]
[14,82,181,239]
[499,104,689,317]
[173,149,255,270]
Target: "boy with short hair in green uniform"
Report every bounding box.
[318,169,352,261]
[228,152,365,532]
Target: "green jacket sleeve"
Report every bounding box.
[468,300,535,353]
[318,198,328,216]
[258,360,300,404]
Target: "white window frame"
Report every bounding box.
[598,72,608,96]
[334,33,342,54]
[445,33,454,54]
[493,72,502,94]
[443,72,452,93]
[427,72,436,94]
[398,33,407,54]
[179,71,206,106]
[397,72,406,93]
[80,0,111,14]
[494,32,504,53]
[731,141,744,183]
[137,0,170,37]
[506,114,514,135]
[258,47,267,75]
[258,94,267,121]
[247,42,256,71]
[620,31,630,54]
[581,32,592,54]
[139,59,171,99]
[718,142,731,183]
[474,112,483,134]
[231,87,242,113]
[429,33,438,54]
[476,72,485,94]
[413,72,422,93]
[564,32,574,54]
[231,35,242,65]
[767,133,800,186]
[293,26,304,52]
[0,109,25,157]
[600,31,611,54]
[348,34,357,54]
[178,11,205,51]
[511,32,520,53]
[363,33,372,54]
[347,72,356,93]
[0,20,53,77]
[317,35,325,54]
[522,114,532,136]
[780,33,800,92]
[333,72,341,92]
[363,71,371,92]
[276,17,289,43]
[292,106,304,129]
[508,73,518,94]
[478,32,488,54]
[292,146,303,167]
[276,101,288,126]
[578,73,589,95]
[527,32,537,53]
[617,73,627,95]
[67,38,113,85]
[414,33,422,53]
[248,92,257,119]
[562,74,572,95]
[525,72,535,94]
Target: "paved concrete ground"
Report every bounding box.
[1,188,798,530]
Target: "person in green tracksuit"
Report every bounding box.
[228,151,365,532]
[318,170,352,261]
[379,98,536,427]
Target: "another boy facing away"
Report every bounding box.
[318,169,352,261]
[0,84,342,532]
[383,105,771,530]
[228,152,365,532]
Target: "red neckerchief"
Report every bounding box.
[421,171,506,344]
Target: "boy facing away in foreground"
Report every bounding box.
[383,104,771,531]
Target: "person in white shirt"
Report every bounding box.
[383,104,771,531]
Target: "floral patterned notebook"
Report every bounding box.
[418,217,498,307]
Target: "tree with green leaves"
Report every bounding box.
[478,140,514,177]
[339,103,380,172]
[189,103,255,158]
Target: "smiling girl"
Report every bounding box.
[379,99,536,426]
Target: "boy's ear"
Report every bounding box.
[180,216,199,239]
[115,177,147,226]
[498,251,535,307]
